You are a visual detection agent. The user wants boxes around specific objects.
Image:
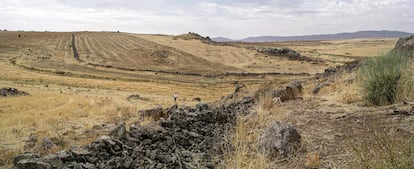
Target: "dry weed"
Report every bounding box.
[305,152,321,168]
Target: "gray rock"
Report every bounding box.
[16,159,51,169]
[43,154,63,168]
[391,36,414,57]
[13,153,40,166]
[70,147,91,162]
[41,138,56,150]
[109,122,126,140]
[257,121,301,158]
[56,150,73,162]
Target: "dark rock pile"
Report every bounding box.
[257,47,320,63]
[317,59,360,78]
[0,87,29,97]
[14,97,254,169]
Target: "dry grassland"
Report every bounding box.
[0,31,400,167]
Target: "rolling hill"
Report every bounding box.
[213,30,413,42]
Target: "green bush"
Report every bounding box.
[358,52,413,106]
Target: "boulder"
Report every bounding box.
[257,121,301,159]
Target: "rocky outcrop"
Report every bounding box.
[14,97,254,169]
[390,36,414,57]
[0,87,29,97]
[257,121,301,159]
[257,47,320,63]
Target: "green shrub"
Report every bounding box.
[358,52,413,106]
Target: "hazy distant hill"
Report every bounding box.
[211,37,234,42]
[213,30,414,42]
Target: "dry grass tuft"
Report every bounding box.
[351,123,414,169]
[0,149,17,166]
[259,93,274,110]
[305,152,321,168]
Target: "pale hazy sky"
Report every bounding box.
[0,0,413,39]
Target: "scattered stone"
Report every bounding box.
[257,121,301,159]
[0,87,29,97]
[126,94,140,100]
[318,60,360,78]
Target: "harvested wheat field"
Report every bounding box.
[0,30,413,169]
